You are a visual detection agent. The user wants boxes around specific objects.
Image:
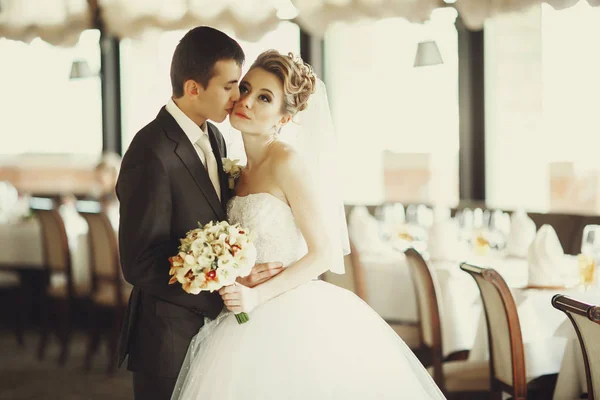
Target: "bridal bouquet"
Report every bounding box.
[168,220,257,324]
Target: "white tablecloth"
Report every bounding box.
[361,252,418,323]
[0,217,92,295]
[468,286,600,389]
[0,218,44,268]
[362,250,531,356]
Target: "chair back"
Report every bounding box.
[347,239,368,302]
[404,248,444,385]
[36,209,72,293]
[552,294,600,400]
[460,263,527,399]
[80,211,127,307]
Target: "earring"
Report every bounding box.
[272,125,281,138]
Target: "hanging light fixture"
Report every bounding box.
[69,59,95,79]
[414,40,444,67]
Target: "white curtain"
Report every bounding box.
[98,0,283,42]
[455,0,600,30]
[0,0,91,46]
[291,0,600,35]
[292,0,440,37]
[2,0,600,46]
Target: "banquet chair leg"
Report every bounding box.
[526,373,557,400]
[57,299,72,366]
[443,350,469,362]
[13,287,25,347]
[106,335,118,375]
[84,305,101,371]
[106,308,121,375]
[37,295,51,360]
[491,391,503,400]
[447,392,490,400]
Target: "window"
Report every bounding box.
[120,22,301,158]
[485,1,600,213]
[0,30,102,156]
[324,9,460,205]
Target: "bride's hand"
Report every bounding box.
[236,262,284,288]
[219,283,261,314]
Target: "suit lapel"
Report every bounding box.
[158,108,225,220]
[207,123,229,207]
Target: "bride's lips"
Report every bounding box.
[233,111,250,120]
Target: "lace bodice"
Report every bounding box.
[227,193,307,267]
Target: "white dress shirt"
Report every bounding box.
[165,98,212,167]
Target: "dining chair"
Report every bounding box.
[80,211,131,373]
[0,270,25,345]
[552,294,600,400]
[460,263,527,400]
[406,249,489,398]
[36,208,89,365]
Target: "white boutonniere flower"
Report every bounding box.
[222,158,243,190]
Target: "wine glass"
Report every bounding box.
[578,254,596,291]
[580,225,600,290]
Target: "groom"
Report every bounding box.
[116,26,283,400]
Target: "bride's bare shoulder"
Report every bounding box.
[268,141,306,178]
[269,141,301,165]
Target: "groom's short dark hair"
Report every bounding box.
[170,26,245,97]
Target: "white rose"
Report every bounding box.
[201,246,216,261]
[235,245,257,276]
[216,265,237,286]
[222,158,243,178]
[184,279,203,294]
[207,223,222,235]
[217,253,235,269]
[205,279,221,293]
[191,238,207,256]
[211,242,225,257]
[203,221,214,229]
[184,254,196,266]
[227,227,241,245]
[196,254,214,268]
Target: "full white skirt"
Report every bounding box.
[171,281,445,400]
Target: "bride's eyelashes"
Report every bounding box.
[239,83,272,104]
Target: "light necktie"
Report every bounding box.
[195,134,221,200]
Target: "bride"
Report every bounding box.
[171,50,446,400]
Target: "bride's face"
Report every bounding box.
[229,68,289,135]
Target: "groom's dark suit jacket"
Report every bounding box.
[116,107,230,378]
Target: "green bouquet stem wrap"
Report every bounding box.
[235,312,249,324]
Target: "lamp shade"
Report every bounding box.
[414,40,444,67]
[69,59,94,79]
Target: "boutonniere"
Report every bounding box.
[222,158,243,189]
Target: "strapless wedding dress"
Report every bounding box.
[171,193,446,400]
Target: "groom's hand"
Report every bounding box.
[236,262,283,288]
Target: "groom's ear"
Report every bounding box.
[183,80,201,97]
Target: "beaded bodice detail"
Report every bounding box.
[227,193,307,267]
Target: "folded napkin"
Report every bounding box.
[433,206,451,224]
[58,203,89,247]
[527,224,573,286]
[506,209,537,258]
[348,206,393,256]
[0,181,19,223]
[427,219,468,261]
[381,203,405,225]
